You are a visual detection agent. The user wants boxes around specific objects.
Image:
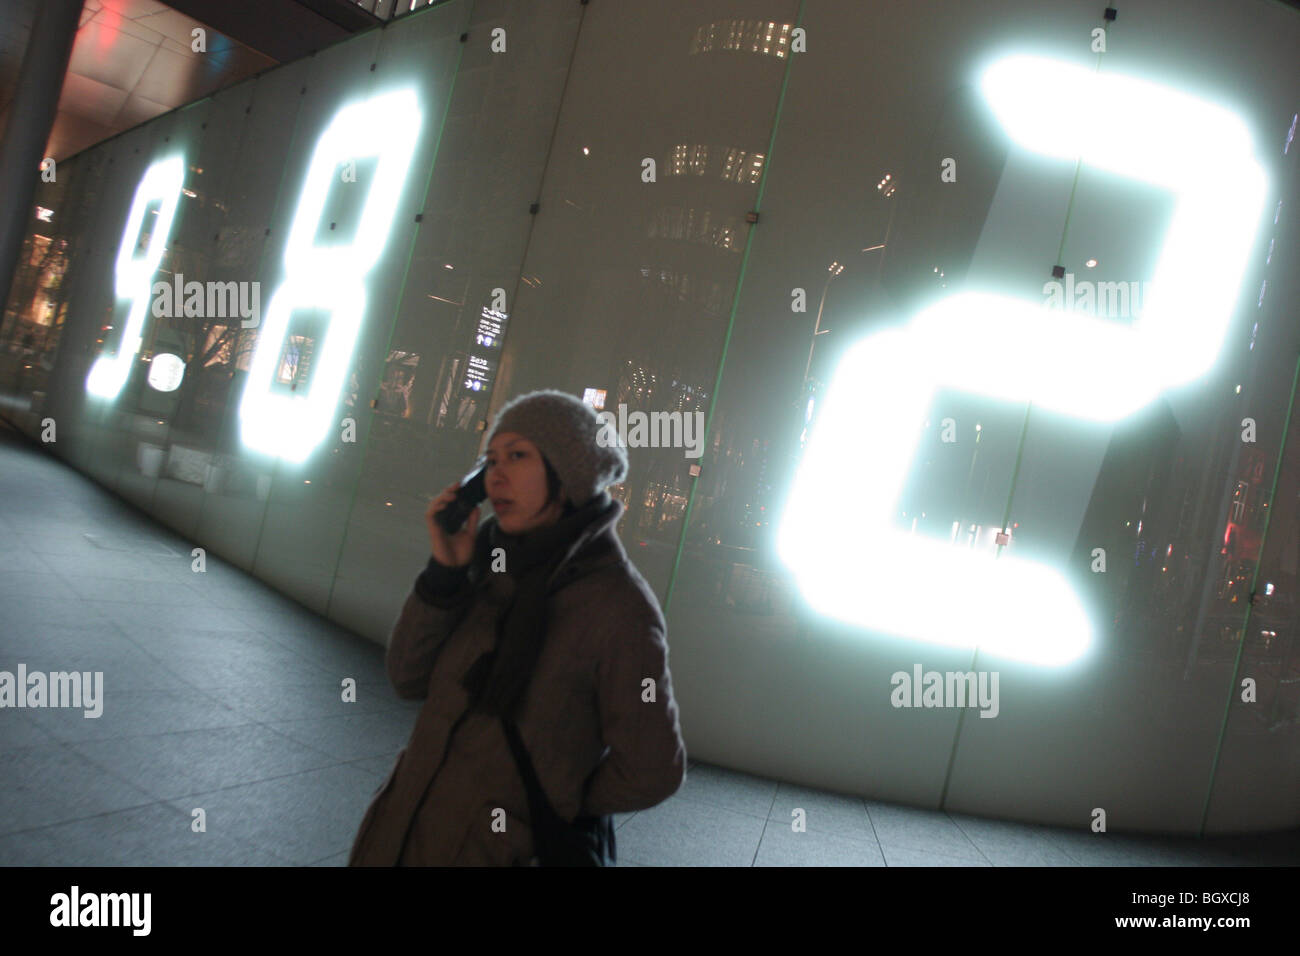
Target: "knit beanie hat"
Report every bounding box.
[485,389,628,507]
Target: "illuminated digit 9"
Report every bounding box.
[239,88,422,462]
[85,154,186,399]
[777,55,1267,666]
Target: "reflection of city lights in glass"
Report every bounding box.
[146,353,185,392]
[780,52,1267,666]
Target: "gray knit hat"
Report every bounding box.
[485,390,628,507]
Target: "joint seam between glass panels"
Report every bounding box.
[155,98,249,530]
[465,3,593,466]
[325,2,476,617]
[1199,349,1300,836]
[938,26,1117,813]
[663,0,807,615]
[243,37,384,575]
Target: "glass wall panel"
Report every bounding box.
[0,156,77,433]
[185,63,317,571]
[327,0,580,638]
[250,2,471,618]
[12,147,113,481]
[97,102,216,517]
[1194,67,1300,830]
[47,151,111,480]
[486,0,798,602]
[942,0,1300,833]
[148,83,265,542]
[52,127,171,496]
[234,28,391,613]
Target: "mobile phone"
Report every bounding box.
[435,460,488,534]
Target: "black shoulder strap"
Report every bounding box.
[500,717,553,820]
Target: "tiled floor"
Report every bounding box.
[1,418,1297,867]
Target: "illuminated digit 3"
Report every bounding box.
[778,54,1267,666]
[85,155,186,399]
[239,87,423,462]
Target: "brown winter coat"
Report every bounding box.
[348,499,687,865]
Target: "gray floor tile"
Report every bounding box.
[866,801,987,861]
[14,530,127,557]
[162,560,262,589]
[1,637,187,693]
[309,850,351,866]
[2,623,140,655]
[218,680,405,722]
[190,580,316,612]
[0,597,114,633]
[947,812,1082,866]
[85,601,252,633]
[30,687,251,744]
[261,631,388,682]
[1042,829,1189,866]
[163,763,381,865]
[615,796,767,866]
[0,802,292,866]
[0,744,155,836]
[769,781,876,840]
[1044,829,1259,867]
[0,711,56,754]
[58,575,219,606]
[0,570,81,602]
[37,551,186,583]
[231,602,350,636]
[755,820,886,866]
[1131,833,1273,866]
[349,753,402,778]
[265,711,414,761]
[66,724,341,801]
[1202,830,1300,866]
[112,626,340,689]
[0,549,52,573]
[151,645,337,691]
[882,845,993,866]
[673,761,777,819]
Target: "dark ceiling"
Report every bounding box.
[0,0,381,162]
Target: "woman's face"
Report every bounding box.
[485,432,564,535]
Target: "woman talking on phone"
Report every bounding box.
[348,389,687,866]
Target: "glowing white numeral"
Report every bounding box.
[239,88,422,462]
[778,54,1267,666]
[85,155,186,399]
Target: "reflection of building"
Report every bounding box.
[0,231,70,367]
[431,303,509,430]
[612,360,711,538]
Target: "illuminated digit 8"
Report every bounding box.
[239,88,422,462]
[777,55,1267,666]
[85,154,186,399]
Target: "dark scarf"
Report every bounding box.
[460,491,620,721]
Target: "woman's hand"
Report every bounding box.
[426,481,480,568]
